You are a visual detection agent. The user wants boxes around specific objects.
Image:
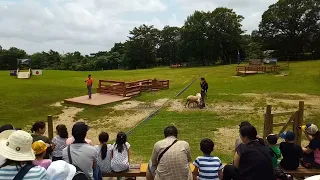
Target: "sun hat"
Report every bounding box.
[302,124,319,135]
[0,130,15,140]
[32,140,48,155]
[46,160,76,180]
[280,131,296,141]
[305,175,320,180]
[0,130,35,161]
[266,134,278,145]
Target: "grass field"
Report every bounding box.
[1,60,320,163]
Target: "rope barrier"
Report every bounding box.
[126,75,200,135]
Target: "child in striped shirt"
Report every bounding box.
[193,138,223,180]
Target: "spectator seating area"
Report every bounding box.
[1,103,320,180]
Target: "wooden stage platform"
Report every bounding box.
[64,93,131,106]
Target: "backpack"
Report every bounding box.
[274,167,293,180]
[67,145,90,180]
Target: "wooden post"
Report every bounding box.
[296,101,304,145]
[152,79,157,89]
[122,82,127,97]
[47,115,53,140]
[98,80,101,93]
[263,105,273,140]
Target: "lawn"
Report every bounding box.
[1,60,320,163]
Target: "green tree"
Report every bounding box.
[259,0,320,56]
[158,26,181,65]
[181,8,244,65]
[125,24,160,69]
[0,47,27,70]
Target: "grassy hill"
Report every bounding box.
[1,61,320,162]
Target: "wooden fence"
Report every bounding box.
[263,101,304,145]
[97,79,170,97]
[97,80,126,96]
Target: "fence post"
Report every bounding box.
[296,101,304,146]
[47,115,53,141]
[98,80,101,93]
[263,105,273,140]
[122,82,126,97]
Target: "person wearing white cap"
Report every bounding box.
[0,130,48,180]
[46,160,76,180]
[300,123,320,168]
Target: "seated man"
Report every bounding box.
[147,126,192,180]
[63,122,98,180]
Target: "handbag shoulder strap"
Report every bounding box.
[157,140,178,162]
[68,145,73,164]
[13,164,35,180]
[269,147,280,159]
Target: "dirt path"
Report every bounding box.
[49,99,169,145]
[48,93,319,147]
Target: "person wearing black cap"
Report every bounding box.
[85,74,93,99]
[279,131,302,170]
[199,78,208,109]
[62,122,98,180]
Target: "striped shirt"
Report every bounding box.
[0,165,48,180]
[193,156,223,180]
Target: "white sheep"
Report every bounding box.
[185,93,202,108]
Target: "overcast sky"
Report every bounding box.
[0,0,277,55]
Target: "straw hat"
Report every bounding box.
[0,130,15,140]
[0,130,35,161]
[46,160,76,180]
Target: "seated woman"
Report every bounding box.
[223,125,276,180]
[301,124,320,169]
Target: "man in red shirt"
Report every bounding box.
[85,74,93,99]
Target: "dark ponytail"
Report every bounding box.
[30,121,45,133]
[99,132,109,160]
[56,124,68,139]
[115,132,127,153]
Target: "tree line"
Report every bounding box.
[0,0,319,71]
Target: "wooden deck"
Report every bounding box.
[64,93,131,106]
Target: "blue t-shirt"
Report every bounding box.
[193,155,223,180]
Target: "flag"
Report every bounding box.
[237,50,241,65]
[32,69,43,75]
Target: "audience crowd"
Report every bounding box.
[0,120,320,180]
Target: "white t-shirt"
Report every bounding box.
[52,136,67,158]
[111,142,130,172]
[95,144,113,173]
[63,143,98,180]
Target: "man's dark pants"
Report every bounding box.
[200,91,206,108]
[87,85,92,98]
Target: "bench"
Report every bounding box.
[283,166,320,178]
[102,164,148,179]
[102,163,197,178]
